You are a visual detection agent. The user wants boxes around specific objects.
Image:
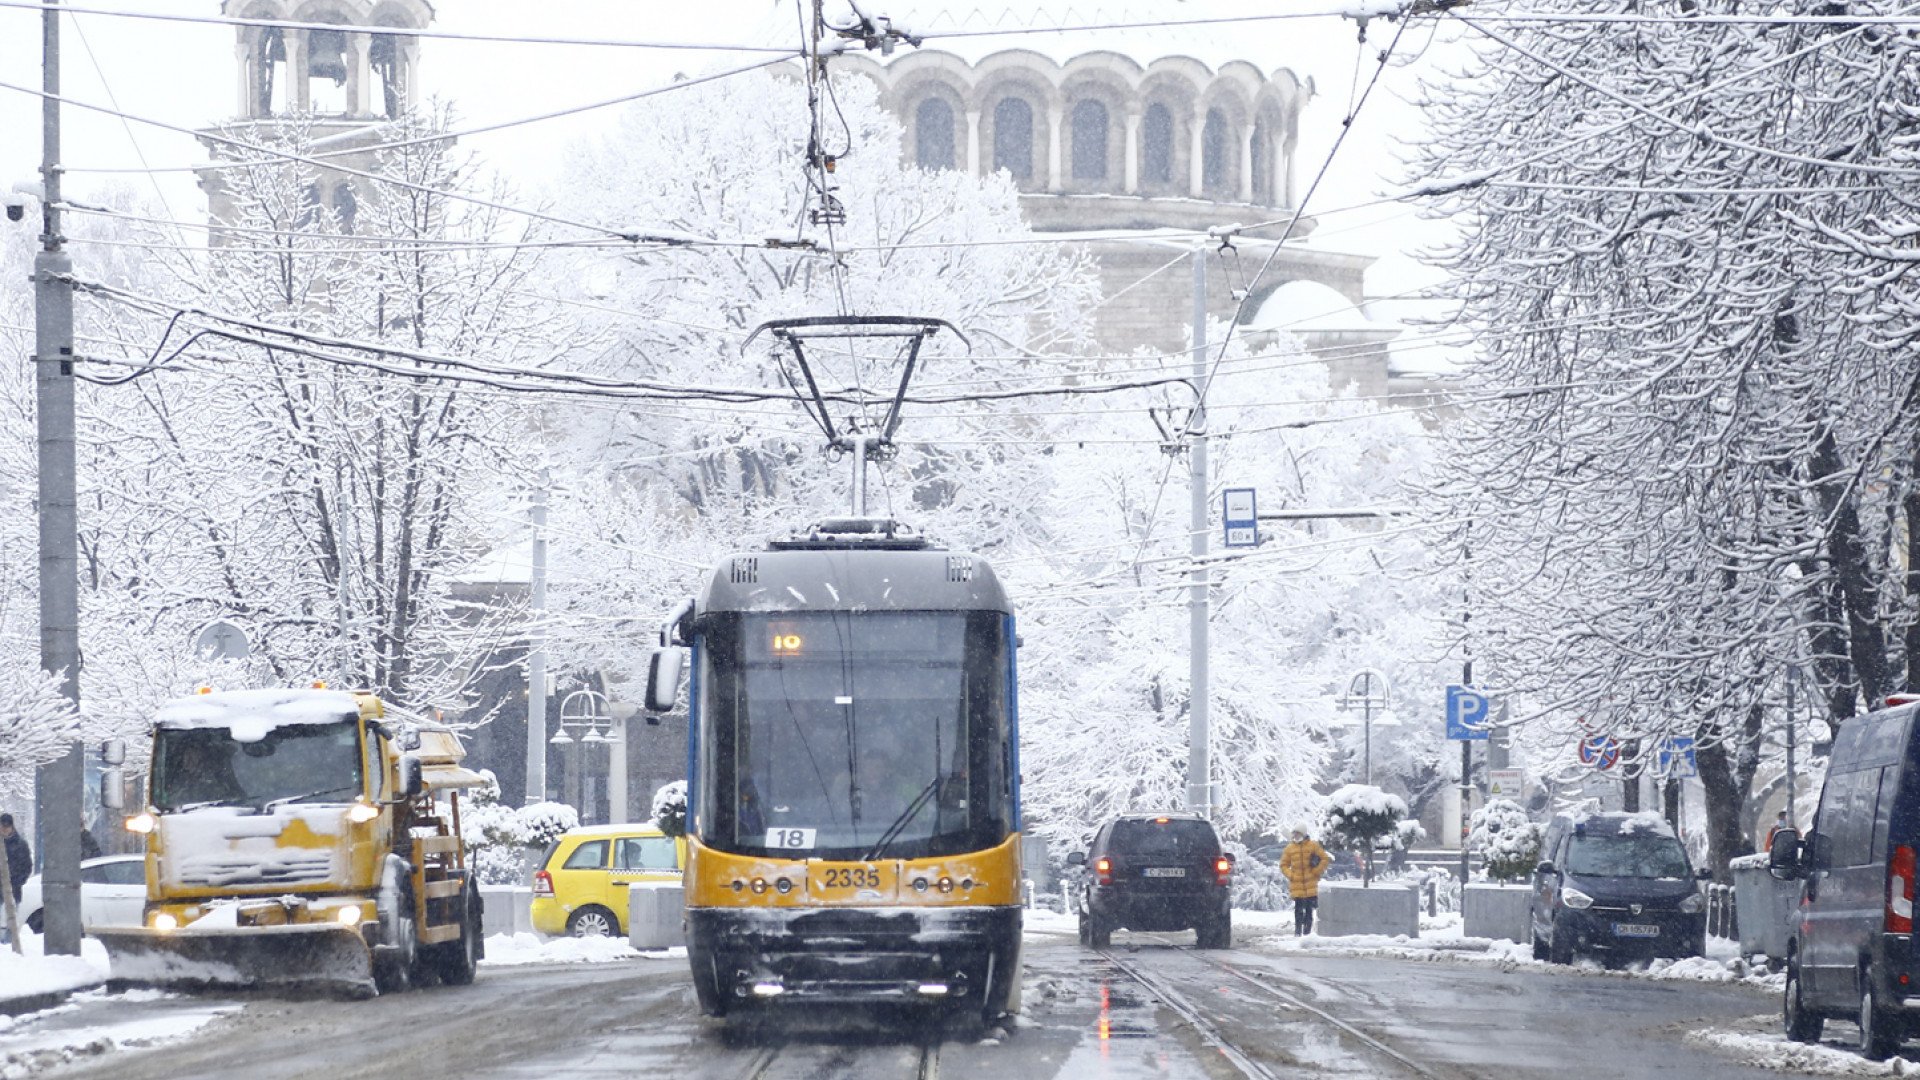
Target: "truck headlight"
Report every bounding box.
[1561,886,1595,910]
[152,912,178,931]
[1679,892,1706,914]
[124,812,155,834]
[335,904,363,925]
[346,803,379,824]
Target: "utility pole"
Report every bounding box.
[1785,664,1798,828]
[523,472,550,806]
[1185,250,1211,816]
[1458,523,1472,885]
[34,0,84,957]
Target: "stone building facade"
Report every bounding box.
[835,20,1408,393]
[197,0,434,228]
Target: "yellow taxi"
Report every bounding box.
[530,824,687,937]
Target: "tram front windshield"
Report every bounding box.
[699,610,1010,861]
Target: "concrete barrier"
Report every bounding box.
[1462,883,1532,943]
[479,885,534,938]
[1731,854,1800,962]
[628,882,686,949]
[1317,881,1419,939]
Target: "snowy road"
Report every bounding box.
[6,925,1885,1079]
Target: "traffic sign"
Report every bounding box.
[1446,685,1490,740]
[1488,768,1527,800]
[1222,487,1258,548]
[1578,734,1622,771]
[1656,736,1697,779]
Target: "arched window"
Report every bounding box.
[370,33,405,118]
[332,185,358,234]
[1251,119,1272,205]
[306,26,351,115]
[1202,108,1230,195]
[915,97,956,171]
[992,96,1033,180]
[1142,102,1173,186]
[1070,99,1108,182]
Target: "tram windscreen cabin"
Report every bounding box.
[697,610,1013,860]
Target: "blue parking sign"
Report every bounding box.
[1446,686,1490,740]
[1656,737,1697,779]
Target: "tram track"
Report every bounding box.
[729,1037,940,1080]
[1098,939,1438,1079]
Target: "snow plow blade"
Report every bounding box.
[95,925,377,999]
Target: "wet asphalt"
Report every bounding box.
[6,922,1886,1080]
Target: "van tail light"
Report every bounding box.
[1888,845,1915,934]
[533,870,555,897]
[1095,857,1113,886]
[1215,857,1233,886]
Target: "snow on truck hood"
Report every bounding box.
[159,805,350,891]
[154,689,361,743]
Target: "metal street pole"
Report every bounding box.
[1785,664,1798,828]
[1458,523,1473,885]
[1185,250,1211,816]
[34,0,84,957]
[523,471,550,805]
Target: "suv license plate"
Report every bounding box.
[1143,867,1186,878]
[1612,923,1659,938]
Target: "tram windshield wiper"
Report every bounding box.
[861,776,941,863]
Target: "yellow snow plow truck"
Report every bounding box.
[96,688,486,997]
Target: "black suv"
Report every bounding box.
[1529,811,1708,965]
[1068,813,1234,948]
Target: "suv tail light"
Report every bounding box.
[1890,846,1916,933]
[533,869,555,897]
[1094,857,1113,886]
[1215,857,1232,886]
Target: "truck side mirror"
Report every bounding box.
[399,754,424,799]
[1066,851,1086,866]
[645,647,686,714]
[1768,828,1803,880]
[100,768,124,810]
[101,738,126,767]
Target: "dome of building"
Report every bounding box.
[1248,279,1380,336]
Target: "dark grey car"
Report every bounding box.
[1529,811,1707,965]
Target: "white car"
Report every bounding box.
[17,854,147,935]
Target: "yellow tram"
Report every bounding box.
[649,516,1023,1021]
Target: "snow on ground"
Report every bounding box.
[479,933,684,967]
[1688,1024,1920,1076]
[0,934,110,1007]
[0,989,234,1079]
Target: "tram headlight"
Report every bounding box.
[751,878,769,895]
[937,876,954,894]
[775,877,793,894]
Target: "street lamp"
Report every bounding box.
[1339,668,1394,786]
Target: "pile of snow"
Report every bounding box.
[1688,1029,1919,1076]
[0,934,110,1005]
[479,933,682,967]
[0,990,235,1075]
[153,688,359,743]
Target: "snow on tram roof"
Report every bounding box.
[154,688,363,743]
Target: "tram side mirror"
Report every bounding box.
[1768,828,1803,880]
[645,647,686,715]
[1066,851,1086,866]
[101,738,126,767]
[398,754,424,799]
[100,768,125,810]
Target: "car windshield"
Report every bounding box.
[151,720,363,812]
[1110,819,1218,859]
[1566,832,1691,878]
[698,610,1012,860]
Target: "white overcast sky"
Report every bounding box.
[0,0,1465,298]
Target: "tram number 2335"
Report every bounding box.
[820,866,883,889]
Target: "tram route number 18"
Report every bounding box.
[765,828,816,849]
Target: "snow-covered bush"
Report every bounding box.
[458,773,580,885]
[1468,798,1544,883]
[651,780,687,838]
[1228,848,1290,912]
[1321,784,1407,885]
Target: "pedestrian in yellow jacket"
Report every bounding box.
[1279,828,1331,935]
